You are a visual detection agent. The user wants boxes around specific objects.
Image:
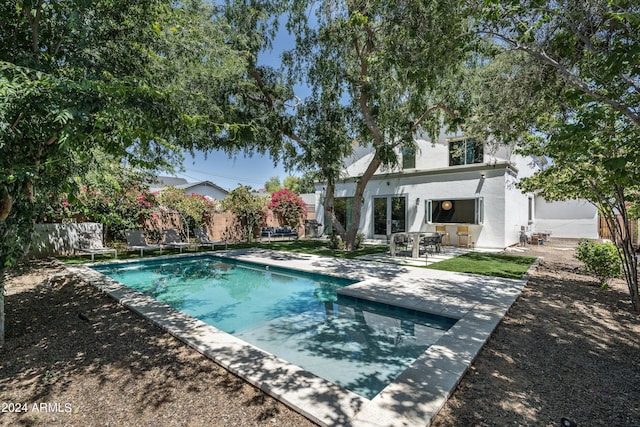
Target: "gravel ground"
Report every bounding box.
[432,239,640,427]
[1,239,639,426]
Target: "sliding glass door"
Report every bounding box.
[373,196,406,237]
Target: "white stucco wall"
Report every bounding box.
[29,222,105,257]
[534,198,599,239]
[315,132,598,248]
[319,164,520,248]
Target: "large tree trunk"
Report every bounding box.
[322,180,346,241]
[601,186,640,314]
[344,156,382,251]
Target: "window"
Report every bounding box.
[449,139,483,166]
[425,198,484,224]
[402,146,415,169]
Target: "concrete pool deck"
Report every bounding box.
[68,249,531,427]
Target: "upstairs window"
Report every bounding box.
[402,146,416,169]
[449,139,483,166]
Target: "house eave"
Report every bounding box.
[337,161,518,183]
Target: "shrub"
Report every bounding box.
[575,240,621,289]
[156,188,216,236]
[220,186,267,242]
[328,232,344,250]
[355,232,365,249]
[268,188,307,228]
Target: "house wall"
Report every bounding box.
[319,163,520,248]
[534,198,599,239]
[316,132,599,248]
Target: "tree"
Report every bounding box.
[225,0,472,250]
[472,0,640,128]
[220,185,267,242]
[283,176,302,194]
[0,0,249,344]
[155,188,216,239]
[467,1,640,313]
[517,105,640,314]
[264,176,283,193]
[297,170,322,194]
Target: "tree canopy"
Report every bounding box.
[467,1,640,313]
[224,0,473,249]
[0,0,251,343]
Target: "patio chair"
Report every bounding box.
[194,228,227,251]
[435,225,450,246]
[125,229,162,257]
[420,233,442,254]
[162,229,197,253]
[392,233,412,257]
[73,230,117,262]
[456,225,472,248]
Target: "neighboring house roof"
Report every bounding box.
[149,176,229,198]
[171,182,229,195]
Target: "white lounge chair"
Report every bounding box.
[163,229,197,253]
[125,230,162,256]
[194,228,227,251]
[74,231,117,262]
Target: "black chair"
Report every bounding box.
[421,233,442,254]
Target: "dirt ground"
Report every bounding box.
[1,238,639,426]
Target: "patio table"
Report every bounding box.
[390,232,441,258]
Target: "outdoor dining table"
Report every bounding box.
[389,231,442,258]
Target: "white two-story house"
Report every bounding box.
[314,131,599,248]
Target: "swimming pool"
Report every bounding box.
[92,255,457,399]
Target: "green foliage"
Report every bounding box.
[264,176,282,193]
[44,156,159,242]
[276,0,472,250]
[575,240,621,289]
[283,176,301,194]
[469,1,640,313]
[268,188,307,228]
[155,187,216,237]
[297,170,321,194]
[220,185,266,242]
[0,0,249,267]
[354,233,366,250]
[473,1,640,128]
[328,232,344,250]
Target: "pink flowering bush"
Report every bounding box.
[268,188,307,228]
[76,185,158,241]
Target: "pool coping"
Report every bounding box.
[67,249,529,427]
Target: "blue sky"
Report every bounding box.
[177,151,291,191]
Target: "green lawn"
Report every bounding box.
[426,252,537,279]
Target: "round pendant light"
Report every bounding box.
[441,200,452,210]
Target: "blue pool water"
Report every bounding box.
[93,255,457,399]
